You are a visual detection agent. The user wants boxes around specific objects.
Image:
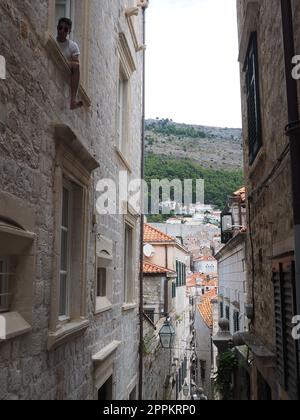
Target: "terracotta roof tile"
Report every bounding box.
[194,255,216,262]
[143,261,176,275]
[187,273,218,288]
[233,187,246,203]
[198,289,218,328]
[144,224,175,243]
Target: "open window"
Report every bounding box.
[46,0,90,99]
[0,210,35,341]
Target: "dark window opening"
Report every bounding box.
[244,32,262,164]
[98,376,113,401]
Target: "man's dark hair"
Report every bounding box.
[58,17,72,30]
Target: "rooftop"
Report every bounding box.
[198,289,218,328]
[144,223,175,243]
[143,261,176,275]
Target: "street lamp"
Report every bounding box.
[182,381,189,398]
[159,318,175,349]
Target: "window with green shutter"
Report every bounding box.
[244,32,262,164]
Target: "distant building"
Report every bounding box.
[194,290,218,399]
[142,224,191,400]
[193,256,217,275]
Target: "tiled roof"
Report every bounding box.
[144,224,175,243]
[187,273,218,288]
[143,261,176,275]
[194,255,216,262]
[198,289,218,328]
[233,187,246,203]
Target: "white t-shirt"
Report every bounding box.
[57,39,80,61]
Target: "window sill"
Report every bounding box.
[47,318,89,351]
[0,312,32,341]
[115,147,132,173]
[44,33,91,108]
[95,297,113,315]
[122,303,137,312]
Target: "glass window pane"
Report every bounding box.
[60,229,68,271]
[62,187,69,228]
[59,273,67,317]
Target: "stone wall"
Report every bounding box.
[237,0,299,400]
[237,0,293,354]
[0,0,144,400]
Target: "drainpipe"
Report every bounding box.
[281,0,300,375]
[139,1,148,401]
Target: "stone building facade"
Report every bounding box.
[142,224,191,400]
[237,0,300,400]
[217,188,247,336]
[0,0,147,400]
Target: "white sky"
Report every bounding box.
[145,0,242,128]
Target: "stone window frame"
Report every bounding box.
[95,235,114,314]
[238,1,264,168]
[122,210,138,311]
[92,340,121,400]
[48,124,99,350]
[127,375,138,400]
[115,33,136,172]
[45,0,91,107]
[0,193,36,342]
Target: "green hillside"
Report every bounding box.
[145,154,244,217]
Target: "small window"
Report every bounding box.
[144,308,155,323]
[97,268,107,298]
[0,211,35,341]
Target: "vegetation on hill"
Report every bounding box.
[144,154,244,220]
[146,118,206,139]
[144,119,243,171]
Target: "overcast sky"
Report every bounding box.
[145,0,242,128]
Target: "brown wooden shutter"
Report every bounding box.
[273,261,299,400]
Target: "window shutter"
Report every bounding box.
[273,261,299,400]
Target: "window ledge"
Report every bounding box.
[115,147,132,173]
[47,318,89,351]
[122,303,137,312]
[95,297,113,315]
[92,340,122,364]
[0,312,32,341]
[44,33,91,108]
